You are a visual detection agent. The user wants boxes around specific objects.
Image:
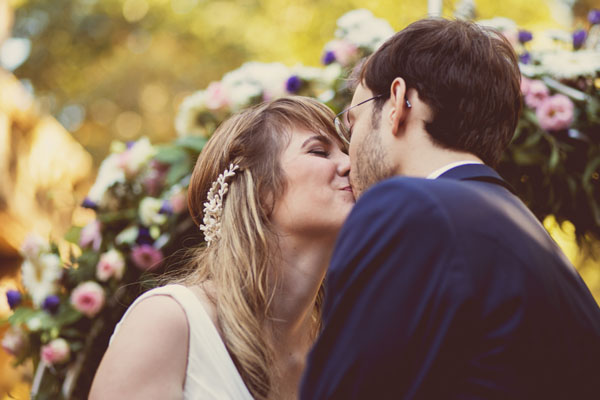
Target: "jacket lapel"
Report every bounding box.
[437,164,516,194]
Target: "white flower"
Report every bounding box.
[337,9,375,32]
[175,90,208,137]
[476,17,518,32]
[1,326,28,356]
[544,29,573,44]
[220,66,262,110]
[139,197,167,226]
[87,153,126,204]
[335,9,394,50]
[122,137,156,177]
[21,253,62,307]
[96,249,126,281]
[322,64,343,86]
[20,233,50,260]
[242,62,290,99]
[115,225,139,246]
[291,64,324,82]
[536,50,600,78]
[221,62,289,108]
[26,316,43,331]
[228,82,262,111]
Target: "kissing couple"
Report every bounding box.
[91,18,600,400]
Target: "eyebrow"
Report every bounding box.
[301,135,332,149]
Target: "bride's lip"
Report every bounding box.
[341,185,353,192]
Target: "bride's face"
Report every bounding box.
[271,127,354,240]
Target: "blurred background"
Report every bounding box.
[1,0,599,398]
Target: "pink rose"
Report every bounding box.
[70,281,105,317]
[326,40,359,67]
[80,220,102,251]
[170,190,187,214]
[520,77,531,96]
[2,327,28,357]
[131,245,163,271]
[524,80,550,109]
[96,249,125,281]
[40,338,70,365]
[536,94,574,131]
[205,82,230,110]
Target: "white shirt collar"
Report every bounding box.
[426,161,483,179]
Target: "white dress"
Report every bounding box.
[111,284,255,400]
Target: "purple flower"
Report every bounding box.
[81,197,98,210]
[131,245,163,271]
[573,29,587,49]
[126,141,136,149]
[588,9,600,25]
[42,295,60,314]
[136,226,154,245]
[6,290,21,309]
[322,50,336,65]
[519,52,531,64]
[518,30,533,43]
[286,76,302,93]
[159,200,173,215]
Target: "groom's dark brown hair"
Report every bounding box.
[360,18,522,167]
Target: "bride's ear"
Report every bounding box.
[388,77,410,137]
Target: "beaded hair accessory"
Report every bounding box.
[200,163,239,246]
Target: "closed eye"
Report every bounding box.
[309,149,330,157]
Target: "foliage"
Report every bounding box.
[479,16,600,241]
[9,0,554,163]
[4,5,600,399]
[2,135,203,398]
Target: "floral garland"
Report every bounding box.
[3,8,600,399]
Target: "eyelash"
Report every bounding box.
[309,149,330,157]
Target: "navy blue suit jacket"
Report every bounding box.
[301,164,600,399]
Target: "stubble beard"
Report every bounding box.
[350,125,395,198]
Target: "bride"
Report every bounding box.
[90,96,354,399]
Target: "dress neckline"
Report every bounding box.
[170,284,254,398]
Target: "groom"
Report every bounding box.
[301,18,600,399]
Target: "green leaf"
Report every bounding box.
[521,130,543,148]
[166,158,192,186]
[97,209,138,223]
[154,146,189,164]
[175,136,207,153]
[54,307,82,327]
[8,307,37,326]
[513,150,545,166]
[582,156,600,190]
[69,341,84,352]
[63,226,82,245]
[548,143,560,172]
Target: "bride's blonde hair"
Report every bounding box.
[184,96,341,399]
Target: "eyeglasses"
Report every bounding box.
[333,94,412,145]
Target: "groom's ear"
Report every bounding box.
[388,77,410,137]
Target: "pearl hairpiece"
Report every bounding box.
[200,163,239,246]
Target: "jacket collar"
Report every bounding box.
[437,164,516,194]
